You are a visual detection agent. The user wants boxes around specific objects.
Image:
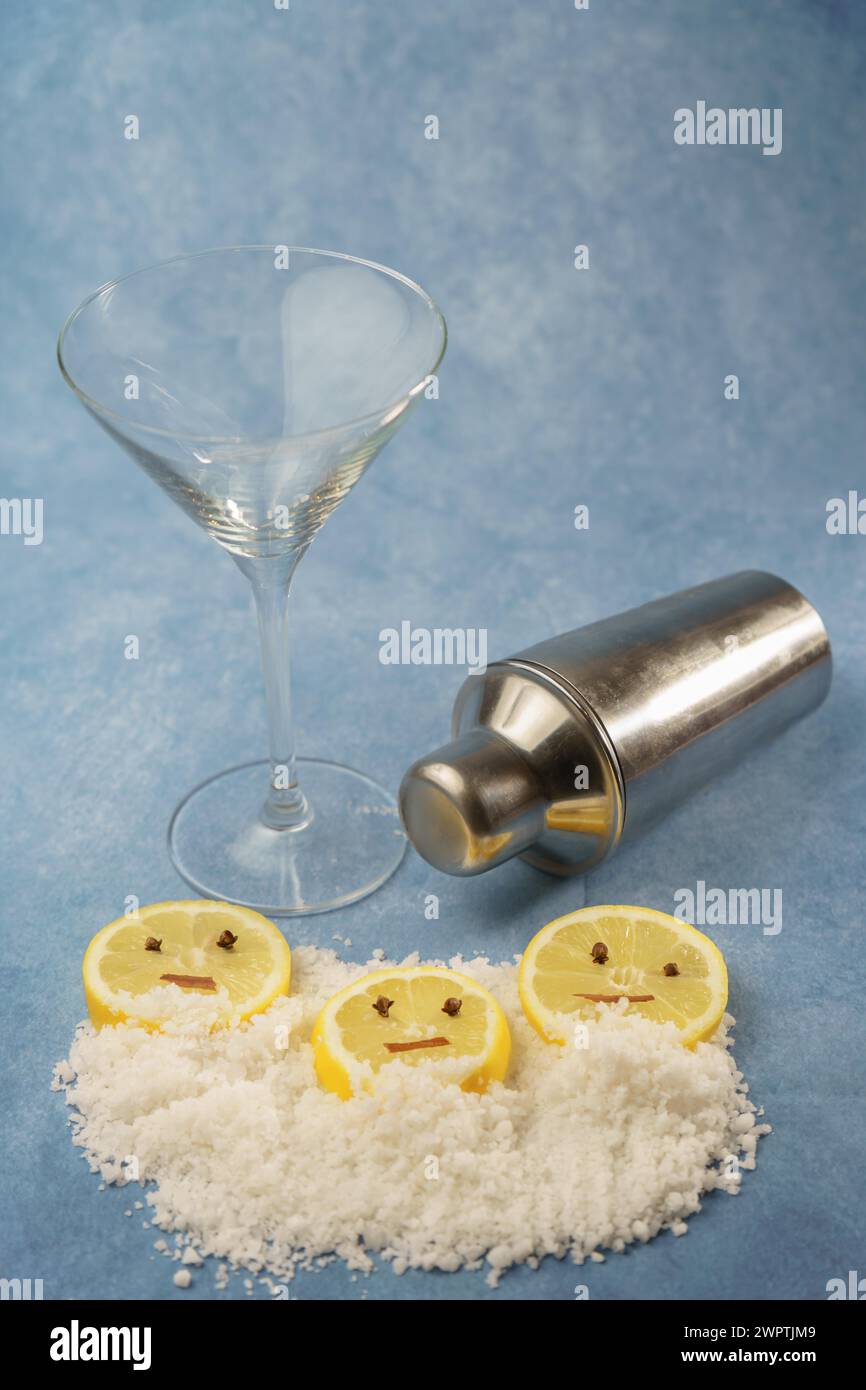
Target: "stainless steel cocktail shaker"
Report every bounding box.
[399,571,831,876]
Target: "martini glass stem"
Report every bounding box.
[250,568,311,831]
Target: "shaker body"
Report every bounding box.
[513,570,831,847]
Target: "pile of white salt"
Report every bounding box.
[53,945,769,1288]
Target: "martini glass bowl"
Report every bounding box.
[58,246,446,914]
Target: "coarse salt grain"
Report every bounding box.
[54,945,769,1288]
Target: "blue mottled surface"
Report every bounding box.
[2,0,865,1301]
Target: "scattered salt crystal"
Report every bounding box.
[181,1248,203,1266]
[173,1269,192,1289]
[590,1251,605,1263]
[54,944,767,1287]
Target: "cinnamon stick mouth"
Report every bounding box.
[574,993,655,1003]
[160,973,218,991]
[384,1036,451,1053]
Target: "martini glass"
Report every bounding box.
[58,246,446,914]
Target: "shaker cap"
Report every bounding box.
[399,729,547,875]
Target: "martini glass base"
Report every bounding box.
[168,758,406,916]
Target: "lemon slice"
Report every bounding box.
[311,966,511,1099]
[82,900,292,1029]
[519,904,728,1048]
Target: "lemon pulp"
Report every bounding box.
[82,900,292,1029]
[311,966,511,1098]
[519,904,728,1048]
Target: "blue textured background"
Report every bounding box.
[2,0,865,1301]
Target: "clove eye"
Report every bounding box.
[372,995,394,1018]
[441,997,462,1017]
